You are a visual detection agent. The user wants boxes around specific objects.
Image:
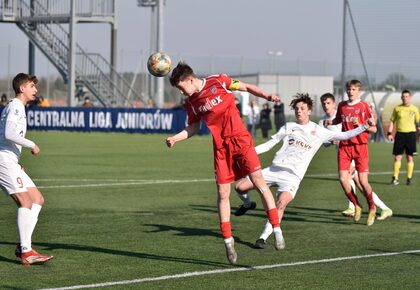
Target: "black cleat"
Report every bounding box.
[234,201,257,216]
[391,177,399,185]
[253,238,267,249]
[15,244,21,258]
[406,178,412,185]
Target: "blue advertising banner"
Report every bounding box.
[0,106,210,135]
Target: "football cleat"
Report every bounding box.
[224,239,237,265]
[253,238,267,249]
[234,201,257,216]
[406,178,412,186]
[391,177,399,185]
[20,249,54,266]
[366,207,376,226]
[341,208,355,217]
[14,244,21,258]
[354,205,362,222]
[274,230,286,250]
[377,208,393,221]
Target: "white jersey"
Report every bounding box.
[318,112,342,147]
[255,121,367,180]
[0,98,35,162]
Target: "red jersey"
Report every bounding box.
[185,74,248,149]
[335,99,372,145]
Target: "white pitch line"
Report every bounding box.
[34,170,420,189]
[39,249,420,290]
[37,179,214,189]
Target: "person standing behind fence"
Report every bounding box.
[273,99,285,131]
[387,89,420,186]
[245,100,260,137]
[260,103,272,138]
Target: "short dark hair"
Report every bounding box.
[401,89,411,95]
[169,62,196,87]
[290,93,313,110]
[13,73,38,95]
[320,93,335,103]
[346,79,362,89]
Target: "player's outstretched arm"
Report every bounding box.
[328,121,371,141]
[166,122,200,148]
[237,82,279,102]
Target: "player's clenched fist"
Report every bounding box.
[166,137,176,148]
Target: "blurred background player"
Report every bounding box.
[245,100,260,137]
[319,93,392,221]
[235,93,374,249]
[259,103,272,139]
[331,80,378,226]
[0,73,53,265]
[387,89,420,186]
[166,62,283,264]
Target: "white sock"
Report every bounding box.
[259,220,274,241]
[17,207,33,253]
[224,237,233,244]
[237,191,252,207]
[372,192,388,210]
[29,203,42,237]
[347,179,356,210]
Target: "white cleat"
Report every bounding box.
[377,208,393,221]
[224,239,237,265]
[274,230,286,250]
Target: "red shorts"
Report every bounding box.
[338,144,369,173]
[214,133,261,184]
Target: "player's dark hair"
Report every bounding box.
[320,93,335,103]
[290,93,313,110]
[346,79,362,89]
[12,73,38,95]
[401,89,411,95]
[169,62,196,87]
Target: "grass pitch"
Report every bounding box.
[0,131,419,289]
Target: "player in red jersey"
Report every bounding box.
[332,80,378,226]
[166,62,283,264]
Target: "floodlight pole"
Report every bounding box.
[155,0,164,108]
[137,0,165,108]
[340,0,347,102]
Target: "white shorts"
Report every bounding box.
[0,160,36,195]
[261,166,301,199]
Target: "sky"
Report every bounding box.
[0,0,344,78]
[1,0,420,81]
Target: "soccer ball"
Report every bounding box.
[147,52,172,77]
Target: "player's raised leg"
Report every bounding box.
[248,170,284,250]
[254,191,292,249]
[234,178,256,216]
[217,183,237,265]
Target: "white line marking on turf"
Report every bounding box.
[36,179,214,189]
[39,249,420,290]
[34,170,420,189]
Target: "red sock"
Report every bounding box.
[220,221,232,240]
[345,190,360,207]
[267,208,280,228]
[365,192,375,210]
